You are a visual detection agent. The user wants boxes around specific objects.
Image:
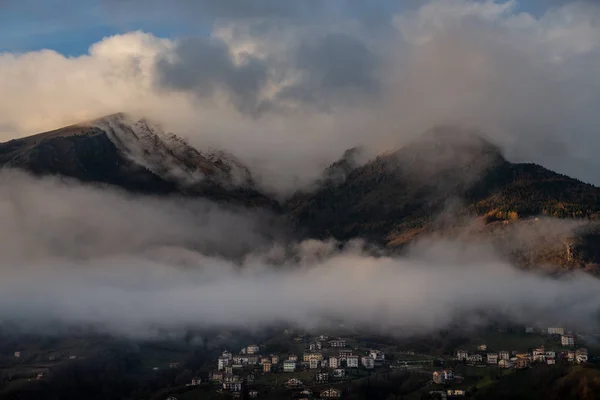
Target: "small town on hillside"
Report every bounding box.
[151,324,595,400]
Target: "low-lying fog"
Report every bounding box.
[1,171,599,338]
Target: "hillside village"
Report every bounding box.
[1,324,598,400]
[150,324,596,400]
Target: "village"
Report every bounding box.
[159,325,596,399]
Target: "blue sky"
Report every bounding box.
[0,0,558,56]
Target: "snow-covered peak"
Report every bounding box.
[88,113,253,189]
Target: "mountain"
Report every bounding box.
[285,127,600,272]
[2,117,600,271]
[0,113,276,208]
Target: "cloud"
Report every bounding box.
[1,172,600,337]
[0,0,600,195]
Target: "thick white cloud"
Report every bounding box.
[0,1,599,194]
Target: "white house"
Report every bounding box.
[223,381,242,392]
[547,358,556,365]
[310,341,323,351]
[329,339,346,348]
[532,348,546,362]
[283,360,297,372]
[361,356,375,369]
[329,357,339,369]
[486,353,498,365]
[498,359,513,369]
[218,356,230,371]
[316,372,329,383]
[338,349,353,359]
[456,350,469,360]
[499,351,510,360]
[346,355,359,368]
[246,345,260,355]
[561,334,575,347]
[547,327,565,335]
[468,354,483,363]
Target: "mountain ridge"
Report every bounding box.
[2,115,600,272]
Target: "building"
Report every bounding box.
[566,350,576,362]
[310,359,320,369]
[561,334,575,347]
[310,341,323,351]
[263,361,272,372]
[246,345,260,355]
[548,327,565,335]
[209,372,224,382]
[285,378,303,388]
[260,357,270,364]
[499,351,510,360]
[369,350,385,362]
[467,354,483,363]
[304,353,324,362]
[346,355,359,368]
[532,348,546,362]
[288,354,298,362]
[190,378,202,386]
[329,356,339,369]
[477,344,487,351]
[318,335,329,341]
[297,389,313,400]
[525,326,535,333]
[222,351,233,360]
[361,356,375,369]
[218,356,230,371]
[433,370,454,384]
[225,366,233,375]
[498,359,513,368]
[547,357,556,365]
[316,372,329,383]
[283,360,297,372]
[249,390,258,398]
[271,354,279,364]
[333,369,346,378]
[329,339,346,348]
[338,350,353,359]
[447,389,466,397]
[486,353,498,365]
[320,388,342,399]
[223,381,242,392]
[515,358,530,369]
[455,350,469,360]
[576,348,588,364]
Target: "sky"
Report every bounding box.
[0,0,599,193]
[0,0,569,55]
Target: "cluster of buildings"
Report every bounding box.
[206,337,387,397]
[455,342,589,370]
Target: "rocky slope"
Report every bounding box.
[0,114,276,208]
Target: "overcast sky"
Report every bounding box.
[0,0,599,193]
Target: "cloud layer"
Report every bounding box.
[0,1,599,194]
[0,171,599,338]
